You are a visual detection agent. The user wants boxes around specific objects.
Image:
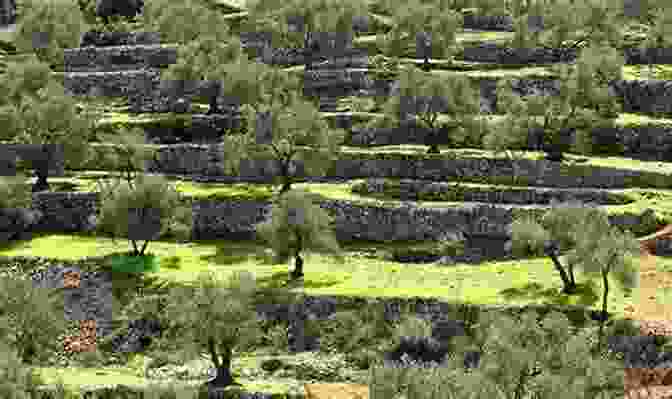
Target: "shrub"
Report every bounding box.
[13,0,86,69]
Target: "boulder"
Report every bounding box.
[95,0,144,24]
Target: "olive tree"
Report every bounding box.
[255,188,345,280]
[220,96,345,194]
[245,0,368,70]
[159,35,245,115]
[376,0,463,71]
[368,308,628,399]
[511,200,639,305]
[482,43,623,162]
[12,0,86,70]
[367,65,482,154]
[93,173,193,257]
[0,59,98,192]
[109,270,262,390]
[0,274,70,366]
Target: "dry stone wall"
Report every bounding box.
[458,43,672,65]
[352,178,632,205]
[62,44,178,72]
[79,31,162,47]
[27,180,654,242]
[111,144,658,189]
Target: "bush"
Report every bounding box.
[13,0,86,68]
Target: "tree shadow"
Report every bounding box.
[198,241,267,266]
[499,279,601,308]
[254,270,342,291]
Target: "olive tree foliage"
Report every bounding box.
[0,274,70,366]
[511,201,640,343]
[506,0,625,51]
[482,43,623,162]
[12,0,86,69]
[0,339,70,399]
[93,173,193,256]
[93,125,155,192]
[215,58,305,121]
[366,65,482,154]
[245,0,368,69]
[220,97,345,194]
[112,270,262,390]
[375,0,463,70]
[368,309,627,399]
[0,59,98,192]
[159,34,245,114]
[255,188,344,280]
[138,0,232,46]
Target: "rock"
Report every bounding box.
[95,0,144,24]
[171,98,190,114]
[383,335,450,367]
[431,319,467,342]
[109,318,164,353]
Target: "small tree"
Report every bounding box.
[568,207,640,349]
[0,59,98,192]
[376,0,463,71]
[0,274,70,366]
[93,173,193,257]
[511,200,597,294]
[255,188,344,280]
[94,125,156,192]
[113,270,262,390]
[12,0,86,70]
[220,97,345,194]
[139,0,232,46]
[482,43,623,162]
[245,0,367,70]
[370,308,627,399]
[507,0,625,51]
[159,35,245,115]
[368,65,481,154]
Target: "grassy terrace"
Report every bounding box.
[2,0,672,396]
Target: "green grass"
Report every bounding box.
[0,233,647,322]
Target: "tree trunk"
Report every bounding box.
[280,180,292,194]
[31,170,49,192]
[206,81,221,115]
[290,233,304,279]
[422,57,431,72]
[279,161,292,193]
[548,254,576,294]
[204,340,239,389]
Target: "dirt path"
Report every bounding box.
[624,226,672,398]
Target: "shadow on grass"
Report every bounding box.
[499,279,601,309]
[254,270,342,291]
[198,241,268,266]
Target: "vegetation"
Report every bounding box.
[1,0,672,397]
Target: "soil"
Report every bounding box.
[623,225,672,398]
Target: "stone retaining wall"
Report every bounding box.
[60,60,672,117]
[63,44,178,72]
[26,176,654,242]
[351,178,633,205]
[94,144,660,189]
[458,43,672,65]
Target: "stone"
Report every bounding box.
[95,0,144,24]
[383,335,451,367]
[171,98,191,114]
[108,318,164,353]
[0,207,43,243]
[431,319,467,342]
[0,0,16,25]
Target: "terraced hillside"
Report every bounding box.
[3,0,672,398]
